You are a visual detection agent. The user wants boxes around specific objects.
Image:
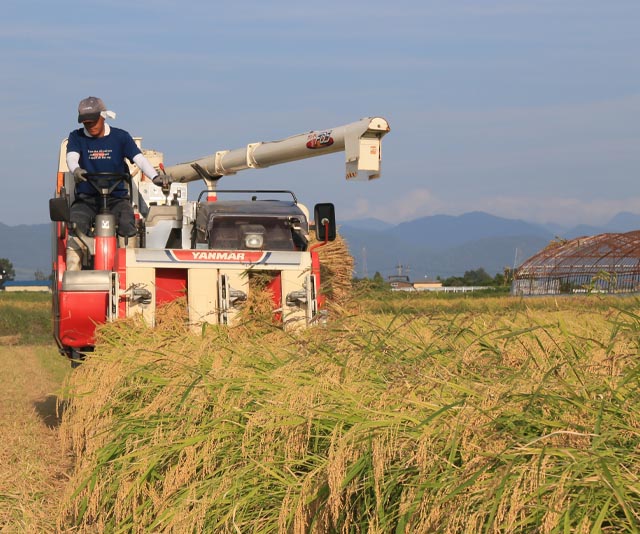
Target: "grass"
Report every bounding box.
[0,343,70,533]
[0,293,70,532]
[0,291,52,345]
[57,294,640,533]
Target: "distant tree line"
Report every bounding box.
[352,271,387,291]
[354,267,514,290]
[440,267,513,287]
[0,259,53,288]
[34,269,51,281]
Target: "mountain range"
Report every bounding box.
[2,211,640,281]
[339,211,640,279]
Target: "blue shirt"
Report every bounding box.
[67,126,141,198]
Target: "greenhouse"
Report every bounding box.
[512,230,640,295]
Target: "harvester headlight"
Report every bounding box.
[245,234,264,249]
[240,224,265,249]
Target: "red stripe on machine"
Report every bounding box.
[169,250,266,263]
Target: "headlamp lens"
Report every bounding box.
[244,233,264,249]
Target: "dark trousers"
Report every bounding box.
[70,195,137,237]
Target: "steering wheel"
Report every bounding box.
[83,171,132,195]
[82,171,132,213]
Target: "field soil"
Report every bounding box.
[0,343,71,533]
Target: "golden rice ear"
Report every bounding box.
[308,229,354,306]
[235,271,281,326]
[56,294,638,533]
[154,296,189,328]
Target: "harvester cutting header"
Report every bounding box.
[50,112,390,365]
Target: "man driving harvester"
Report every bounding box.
[65,96,170,270]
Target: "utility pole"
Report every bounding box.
[395,263,410,278]
[361,247,368,279]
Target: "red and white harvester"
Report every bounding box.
[50,117,390,364]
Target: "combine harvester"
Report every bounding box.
[50,117,390,364]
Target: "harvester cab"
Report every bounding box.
[50,117,390,364]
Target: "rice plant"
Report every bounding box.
[58,296,640,533]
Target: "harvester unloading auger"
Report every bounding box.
[50,117,390,364]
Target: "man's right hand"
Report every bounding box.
[152,173,173,195]
[73,168,87,183]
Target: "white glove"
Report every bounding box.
[73,167,87,183]
[152,174,172,188]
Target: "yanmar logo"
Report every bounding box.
[193,251,246,261]
[170,250,266,263]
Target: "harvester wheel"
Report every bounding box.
[69,349,86,368]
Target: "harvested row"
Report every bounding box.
[58,297,640,533]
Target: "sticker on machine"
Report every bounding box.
[306,130,334,149]
[168,250,269,263]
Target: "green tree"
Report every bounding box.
[443,267,497,287]
[463,268,492,286]
[34,269,49,281]
[0,258,16,289]
[372,271,385,289]
[442,275,464,287]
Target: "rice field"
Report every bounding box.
[0,292,52,345]
[54,291,640,533]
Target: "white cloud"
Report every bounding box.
[468,196,640,226]
[351,188,640,227]
[350,188,442,222]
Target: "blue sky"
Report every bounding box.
[1,0,638,227]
